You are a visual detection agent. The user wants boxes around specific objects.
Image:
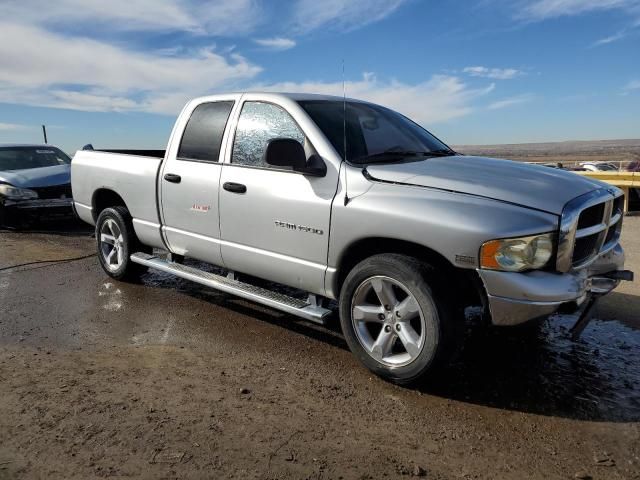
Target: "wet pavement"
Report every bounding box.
[0,219,639,479]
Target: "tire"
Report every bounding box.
[339,254,455,385]
[95,206,148,281]
[0,205,19,230]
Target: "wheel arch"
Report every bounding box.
[92,189,128,222]
[332,237,485,312]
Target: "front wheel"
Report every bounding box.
[95,206,148,281]
[339,254,454,385]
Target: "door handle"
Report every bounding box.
[223,182,247,194]
[164,173,181,183]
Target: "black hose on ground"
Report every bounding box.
[0,253,97,273]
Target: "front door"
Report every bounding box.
[160,99,236,266]
[219,100,337,294]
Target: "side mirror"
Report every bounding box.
[264,138,307,170]
[264,138,327,177]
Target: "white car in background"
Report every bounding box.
[580,161,619,172]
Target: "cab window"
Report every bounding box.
[231,102,305,168]
[178,101,234,162]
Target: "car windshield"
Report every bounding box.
[598,164,618,171]
[0,146,71,171]
[298,100,452,164]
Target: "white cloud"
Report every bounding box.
[463,66,524,80]
[624,80,640,91]
[487,93,534,110]
[0,18,494,125]
[254,73,495,125]
[519,0,639,20]
[592,30,629,46]
[0,123,27,131]
[1,0,413,37]
[516,1,640,46]
[0,23,262,115]
[0,0,262,36]
[254,37,297,51]
[292,0,409,32]
[0,0,490,124]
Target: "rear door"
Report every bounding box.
[218,99,338,294]
[160,97,238,265]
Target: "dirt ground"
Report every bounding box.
[0,219,639,479]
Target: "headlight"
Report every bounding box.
[0,184,39,200]
[480,233,554,272]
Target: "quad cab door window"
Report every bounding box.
[219,101,333,293]
[160,100,235,265]
[231,101,306,168]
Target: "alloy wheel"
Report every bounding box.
[99,218,124,271]
[351,275,427,367]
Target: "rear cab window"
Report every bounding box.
[178,101,235,162]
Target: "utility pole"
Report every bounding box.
[42,125,48,144]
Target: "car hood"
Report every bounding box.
[365,155,606,215]
[0,164,71,188]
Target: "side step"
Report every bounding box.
[130,252,332,325]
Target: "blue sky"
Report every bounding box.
[0,0,639,154]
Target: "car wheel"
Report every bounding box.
[95,206,148,281]
[339,254,454,385]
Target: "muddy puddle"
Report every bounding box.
[428,315,640,422]
[138,259,640,423]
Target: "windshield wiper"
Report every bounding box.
[427,148,457,156]
[355,148,456,164]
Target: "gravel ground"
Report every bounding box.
[0,219,639,479]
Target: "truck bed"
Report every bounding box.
[71,150,165,248]
[94,149,166,158]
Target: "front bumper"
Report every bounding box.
[479,243,627,326]
[1,197,75,224]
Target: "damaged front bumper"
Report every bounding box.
[479,243,632,326]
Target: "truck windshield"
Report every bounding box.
[298,100,453,164]
[0,146,71,171]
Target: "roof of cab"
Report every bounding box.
[0,144,58,148]
[190,91,367,105]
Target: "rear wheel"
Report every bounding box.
[339,254,454,384]
[96,206,148,281]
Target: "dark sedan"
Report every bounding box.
[0,144,74,227]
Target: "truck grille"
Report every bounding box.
[32,184,72,200]
[557,188,624,272]
[573,234,600,265]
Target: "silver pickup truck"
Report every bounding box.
[72,92,632,383]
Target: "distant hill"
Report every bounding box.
[454,139,640,166]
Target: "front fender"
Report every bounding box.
[327,181,559,292]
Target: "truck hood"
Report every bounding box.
[0,164,71,188]
[365,155,606,215]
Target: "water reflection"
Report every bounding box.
[425,315,640,422]
[98,281,123,312]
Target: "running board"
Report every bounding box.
[130,252,331,325]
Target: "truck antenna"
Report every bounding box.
[343,59,350,206]
[42,125,48,144]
